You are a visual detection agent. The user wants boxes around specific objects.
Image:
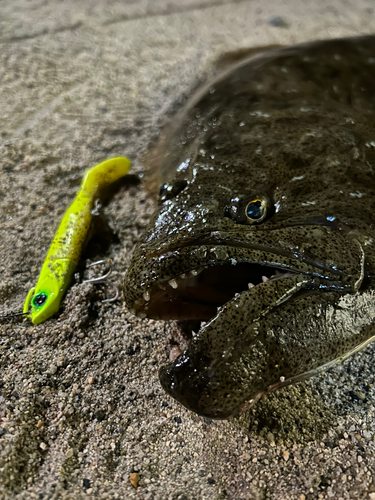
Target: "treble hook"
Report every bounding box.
[83,259,120,303]
[83,259,113,283]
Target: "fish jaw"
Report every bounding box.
[158,281,375,419]
[158,274,313,419]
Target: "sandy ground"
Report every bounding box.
[1,1,375,498]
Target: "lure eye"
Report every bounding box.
[159,179,188,202]
[32,292,48,308]
[245,199,267,222]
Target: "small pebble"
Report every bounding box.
[83,478,90,489]
[268,16,288,28]
[130,472,140,488]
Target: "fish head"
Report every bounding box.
[124,37,375,418]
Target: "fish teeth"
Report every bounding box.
[180,273,187,280]
[168,279,178,289]
[248,283,255,289]
[262,275,269,283]
[143,290,150,302]
[190,270,198,276]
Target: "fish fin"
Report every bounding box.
[213,44,281,72]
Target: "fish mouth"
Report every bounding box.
[130,259,298,321]
[126,236,347,323]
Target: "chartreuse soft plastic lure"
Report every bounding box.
[23,157,131,325]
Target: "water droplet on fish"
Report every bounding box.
[140,270,150,280]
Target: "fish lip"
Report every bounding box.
[159,361,237,419]
[144,233,344,278]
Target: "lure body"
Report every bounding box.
[24,157,131,324]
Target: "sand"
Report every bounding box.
[1,1,375,498]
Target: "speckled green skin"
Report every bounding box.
[124,36,375,419]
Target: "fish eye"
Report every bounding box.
[158,179,188,202]
[245,199,267,222]
[32,292,48,308]
[224,194,273,225]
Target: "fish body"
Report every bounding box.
[124,36,375,419]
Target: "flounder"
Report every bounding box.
[124,36,375,419]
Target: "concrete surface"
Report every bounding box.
[1,0,375,498]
